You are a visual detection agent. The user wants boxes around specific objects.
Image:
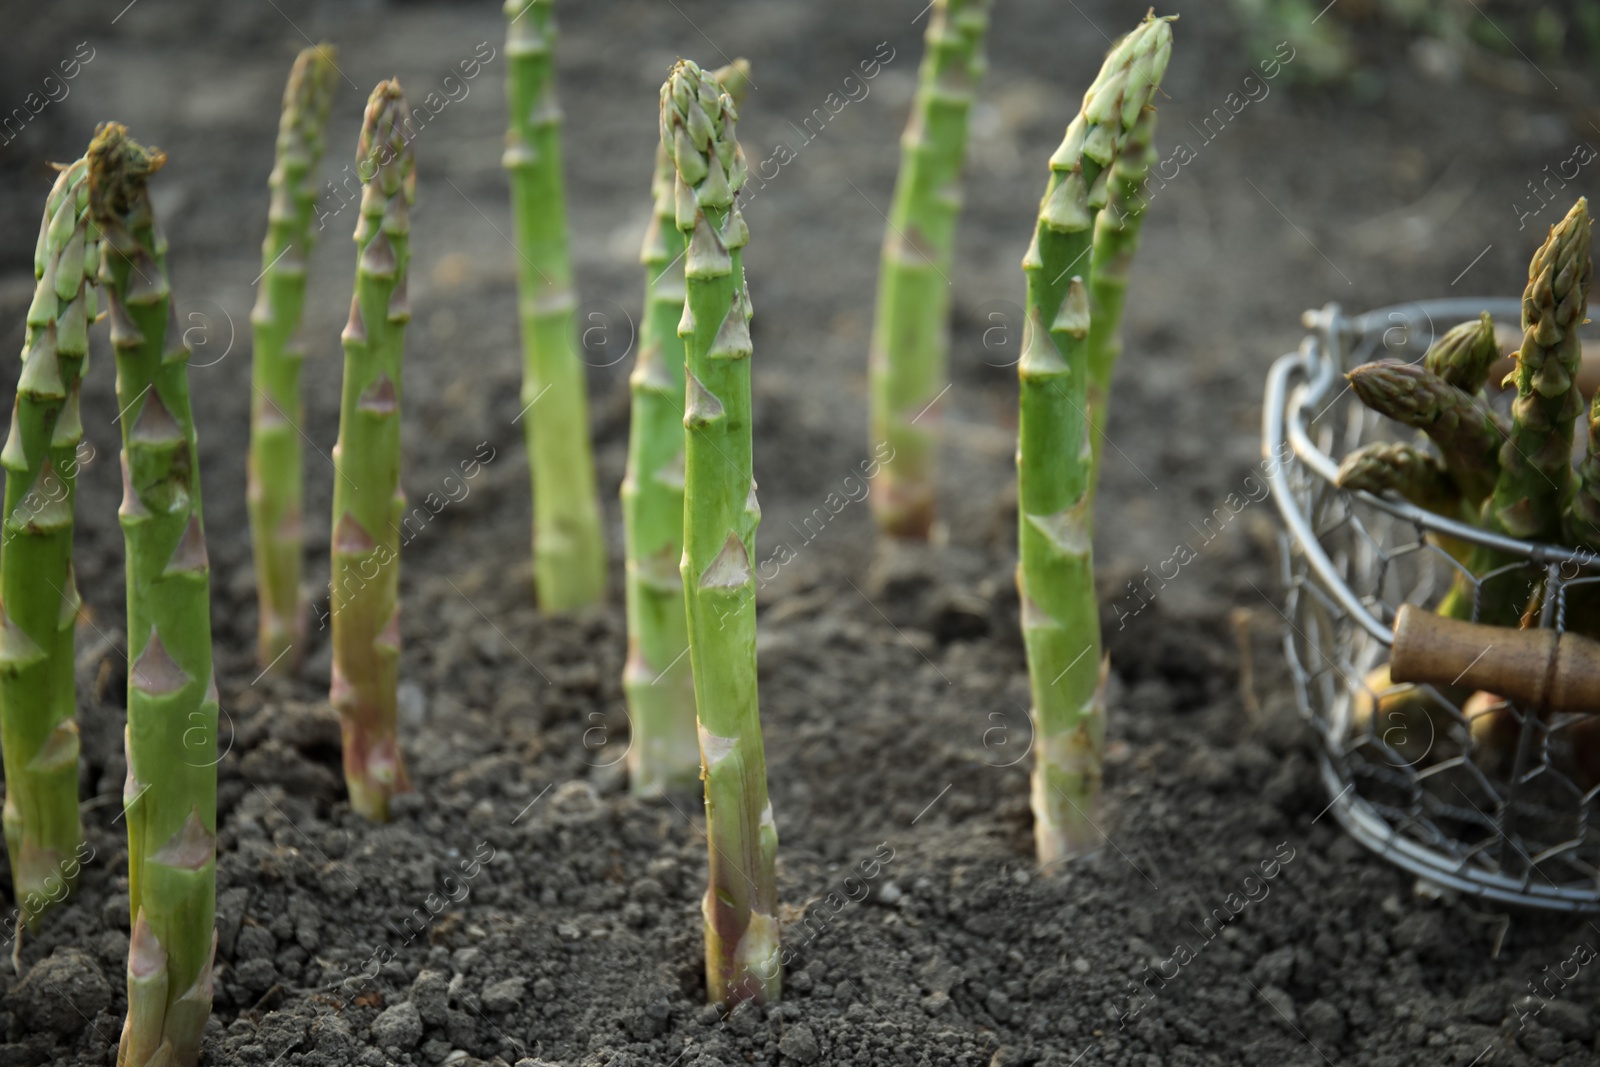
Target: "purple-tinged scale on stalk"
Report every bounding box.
[334,513,377,553]
[131,391,184,445]
[699,534,752,589]
[342,293,367,345]
[684,374,725,427]
[164,516,209,576]
[0,603,46,667]
[1052,278,1091,339]
[150,810,215,871]
[358,373,399,414]
[27,720,79,773]
[131,631,190,695]
[118,454,150,520]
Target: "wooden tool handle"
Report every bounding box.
[1389,604,1600,715]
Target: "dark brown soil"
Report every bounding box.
[3,2,1600,1065]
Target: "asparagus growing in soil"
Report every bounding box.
[331,82,415,821]
[1085,103,1158,488]
[1018,16,1173,867]
[89,123,218,1067]
[249,44,339,676]
[1492,198,1592,542]
[0,157,97,925]
[504,0,606,611]
[623,60,749,796]
[1346,361,1504,506]
[1424,311,1499,395]
[664,59,780,1003]
[867,0,994,538]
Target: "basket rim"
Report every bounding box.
[1263,297,1600,646]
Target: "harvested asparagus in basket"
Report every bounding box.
[249,44,339,677]
[1496,198,1592,543]
[0,155,97,926]
[623,60,750,796]
[330,81,415,821]
[90,122,219,1067]
[1018,14,1173,868]
[1335,441,1463,518]
[1424,311,1499,395]
[868,0,994,539]
[663,58,780,1004]
[1345,360,1504,506]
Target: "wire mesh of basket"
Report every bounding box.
[1263,298,1600,911]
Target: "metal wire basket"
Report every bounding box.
[1264,298,1600,911]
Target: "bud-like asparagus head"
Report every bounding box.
[1424,311,1499,395]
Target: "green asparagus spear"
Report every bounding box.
[664,59,779,1004]
[1346,361,1504,506]
[89,123,218,1067]
[248,44,338,677]
[1570,391,1600,548]
[1336,441,1463,517]
[1492,198,1592,542]
[623,60,749,797]
[331,82,414,821]
[0,157,97,926]
[504,0,606,612]
[1019,16,1173,867]
[1423,311,1499,395]
[1085,103,1157,491]
[867,0,994,539]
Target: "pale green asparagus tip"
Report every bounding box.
[86,123,166,246]
[711,59,753,109]
[357,80,415,198]
[1423,311,1499,395]
[282,44,339,150]
[1043,14,1174,224]
[662,59,749,224]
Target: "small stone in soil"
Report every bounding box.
[8,949,112,1036]
[777,1022,821,1064]
[371,1000,424,1050]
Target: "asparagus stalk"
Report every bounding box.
[867,0,994,539]
[248,44,338,677]
[1085,103,1158,490]
[1336,442,1463,517]
[664,59,779,1004]
[0,156,97,926]
[1346,361,1504,506]
[1423,311,1499,395]
[623,60,749,797]
[89,123,217,1067]
[1019,16,1173,867]
[1570,391,1600,548]
[1491,198,1592,542]
[331,82,415,821]
[503,0,606,611]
